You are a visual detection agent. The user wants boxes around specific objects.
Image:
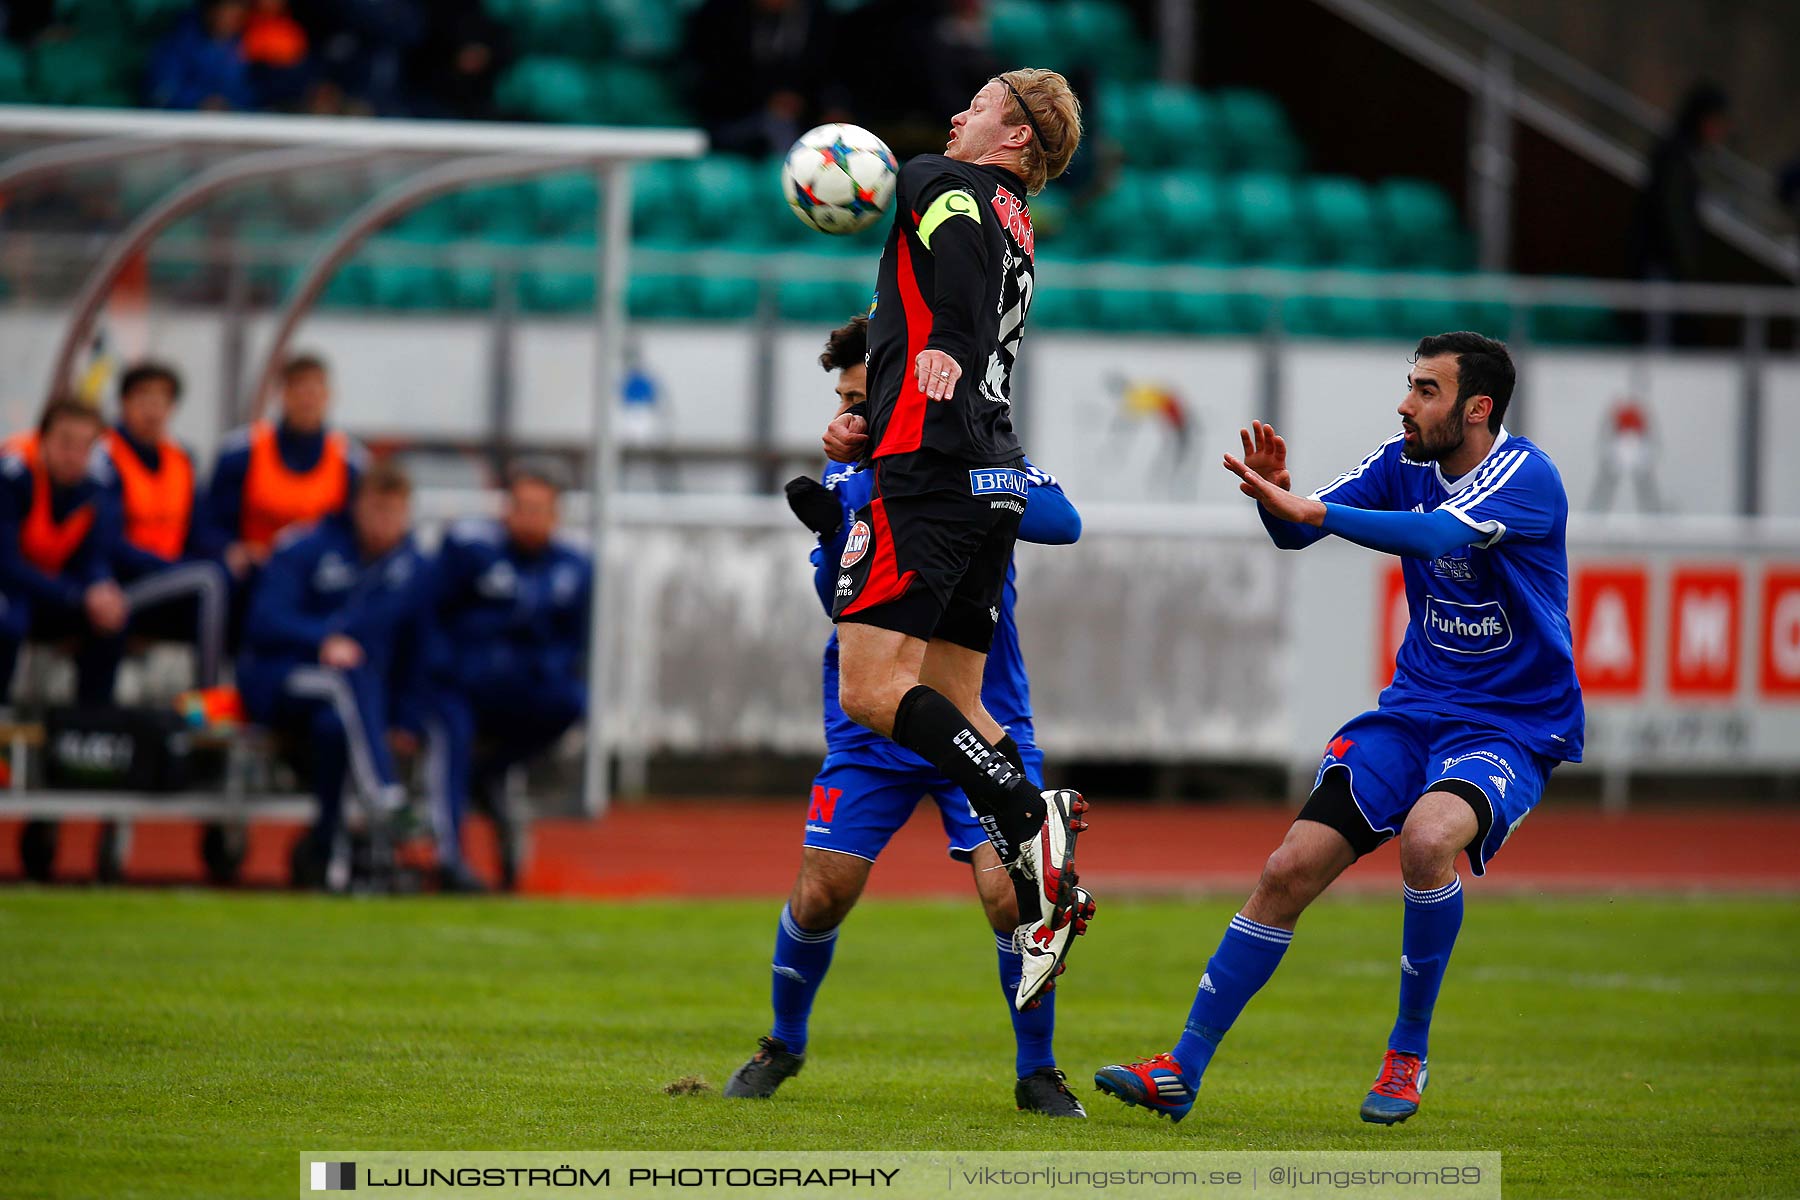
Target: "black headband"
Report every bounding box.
[994,75,1048,154]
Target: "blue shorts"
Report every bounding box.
[1309,708,1554,876]
[802,742,1044,863]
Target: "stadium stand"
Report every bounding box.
[0,0,1622,342]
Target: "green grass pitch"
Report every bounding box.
[4,888,1797,1198]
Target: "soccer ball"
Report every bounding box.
[781,123,899,235]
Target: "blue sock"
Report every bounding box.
[1389,876,1463,1059]
[1170,913,1293,1087]
[768,903,838,1055]
[996,930,1056,1076]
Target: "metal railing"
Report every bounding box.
[1308,0,1800,282]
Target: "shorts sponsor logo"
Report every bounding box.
[968,467,1029,498]
[839,521,871,568]
[1423,595,1514,655]
[1489,774,1508,797]
[1441,750,1516,780]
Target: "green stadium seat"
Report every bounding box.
[1376,178,1470,269]
[1378,295,1502,340]
[1081,167,1161,258]
[496,56,594,124]
[1215,89,1303,174]
[686,156,762,246]
[626,274,690,319]
[690,275,761,320]
[1287,292,1395,339]
[443,265,498,310]
[1150,170,1236,264]
[596,0,685,59]
[520,268,596,313]
[590,62,685,126]
[1459,299,1514,339]
[393,198,461,240]
[988,1,1061,73]
[365,261,443,310]
[531,171,599,237]
[320,263,374,308]
[1227,173,1313,266]
[1165,291,1261,336]
[1304,176,1386,267]
[777,279,870,323]
[1137,84,1222,171]
[1530,304,1619,344]
[1053,1,1149,77]
[29,37,135,107]
[1027,286,1100,331]
[453,182,534,238]
[629,159,685,243]
[486,0,609,57]
[0,44,29,102]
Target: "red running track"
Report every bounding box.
[3,801,1797,895]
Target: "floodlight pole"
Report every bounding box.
[583,161,634,819]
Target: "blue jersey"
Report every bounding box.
[433,518,591,692]
[237,515,434,723]
[812,459,1078,762]
[1284,429,1584,761]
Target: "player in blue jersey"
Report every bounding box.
[725,315,1092,1116]
[1096,332,1584,1126]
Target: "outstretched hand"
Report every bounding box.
[1223,453,1325,526]
[1237,420,1291,495]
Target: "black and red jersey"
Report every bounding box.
[863,155,1036,466]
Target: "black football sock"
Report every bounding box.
[992,733,1044,924]
[891,685,1043,861]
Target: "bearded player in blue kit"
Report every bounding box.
[1096,332,1584,1126]
[724,315,1092,1117]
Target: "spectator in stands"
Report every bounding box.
[241,0,313,110]
[204,351,364,594]
[426,458,590,892]
[145,0,255,112]
[407,0,510,120]
[685,0,839,157]
[302,0,425,116]
[1632,82,1729,343]
[0,399,127,706]
[237,459,432,891]
[104,362,229,688]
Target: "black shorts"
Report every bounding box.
[831,450,1025,653]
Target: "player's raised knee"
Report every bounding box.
[1398,795,1478,885]
[789,875,856,930]
[1252,845,1317,921]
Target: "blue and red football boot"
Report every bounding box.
[1092,1052,1197,1123]
[1360,1049,1428,1124]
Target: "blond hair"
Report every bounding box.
[997,68,1083,194]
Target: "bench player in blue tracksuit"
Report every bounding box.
[237,460,433,891]
[425,458,590,892]
[725,315,1091,1117]
[1096,332,1585,1126]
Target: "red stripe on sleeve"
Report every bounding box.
[873,235,933,458]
